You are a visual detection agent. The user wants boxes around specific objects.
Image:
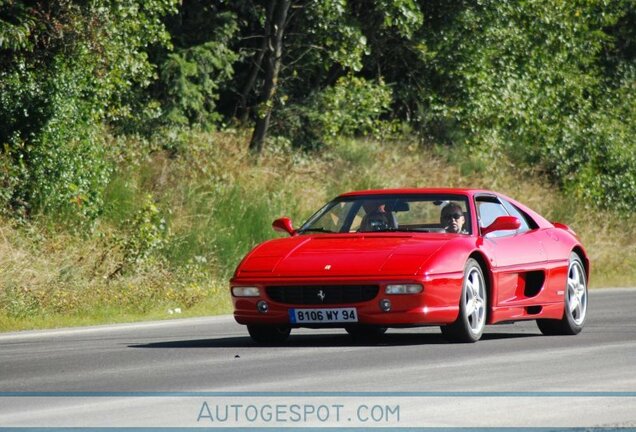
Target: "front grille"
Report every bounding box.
[266,285,379,305]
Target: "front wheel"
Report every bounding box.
[247,325,291,345]
[537,253,587,336]
[441,258,487,343]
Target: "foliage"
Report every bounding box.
[0,0,177,222]
[413,0,636,211]
[274,75,393,148]
[318,75,393,137]
[2,0,635,217]
[119,194,169,270]
[242,0,422,149]
[157,41,238,127]
[151,7,239,129]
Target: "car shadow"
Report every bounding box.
[129,330,540,349]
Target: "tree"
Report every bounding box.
[0,1,177,222]
[242,0,423,152]
[413,0,636,211]
[249,0,291,153]
[146,2,239,131]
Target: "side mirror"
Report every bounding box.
[272,217,296,236]
[481,216,521,236]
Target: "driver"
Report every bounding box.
[441,202,467,234]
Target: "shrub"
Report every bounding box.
[156,40,238,128]
[274,75,393,149]
[119,194,169,271]
[0,1,177,223]
[416,0,636,211]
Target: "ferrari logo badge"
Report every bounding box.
[324,264,331,270]
[317,290,326,302]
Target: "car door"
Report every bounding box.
[475,195,547,307]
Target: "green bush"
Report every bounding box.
[0,1,177,223]
[116,194,169,272]
[274,75,393,149]
[316,75,394,139]
[0,53,112,223]
[156,38,238,128]
[416,0,636,211]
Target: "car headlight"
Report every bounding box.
[385,284,423,294]
[232,286,260,297]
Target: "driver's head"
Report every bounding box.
[441,202,465,233]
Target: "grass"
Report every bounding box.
[1,129,635,331]
[0,296,232,332]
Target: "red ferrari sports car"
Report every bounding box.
[230,188,589,343]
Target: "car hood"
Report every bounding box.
[235,234,450,278]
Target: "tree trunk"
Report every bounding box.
[236,1,276,122]
[249,0,291,154]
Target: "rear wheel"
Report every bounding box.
[441,258,487,343]
[537,253,587,335]
[247,325,291,345]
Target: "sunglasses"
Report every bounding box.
[444,212,463,220]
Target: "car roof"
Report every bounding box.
[338,188,492,197]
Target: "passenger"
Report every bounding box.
[359,202,396,232]
[441,202,467,234]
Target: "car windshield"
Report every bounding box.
[298,194,472,235]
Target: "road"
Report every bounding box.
[1,288,635,427]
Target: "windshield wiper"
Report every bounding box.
[394,227,446,233]
[298,227,335,234]
[360,227,436,233]
[359,227,400,233]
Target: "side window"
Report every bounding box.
[476,197,515,238]
[501,199,532,233]
[477,201,508,228]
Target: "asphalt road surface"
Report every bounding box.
[1,288,635,428]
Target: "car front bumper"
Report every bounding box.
[230,274,463,327]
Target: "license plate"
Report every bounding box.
[289,307,358,324]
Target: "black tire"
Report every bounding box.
[247,325,291,345]
[537,253,587,336]
[441,258,487,343]
[345,325,387,340]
